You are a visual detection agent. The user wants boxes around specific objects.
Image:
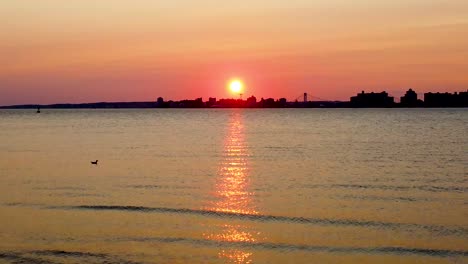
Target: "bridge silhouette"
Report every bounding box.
[289,92,333,103]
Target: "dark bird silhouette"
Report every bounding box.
[91,160,98,165]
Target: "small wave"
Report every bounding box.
[302,183,467,193]
[47,192,106,198]
[125,185,162,189]
[33,186,89,191]
[0,252,54,264]
[118,236,468,258]
[32,250,107,258]
[0,250,142,264]
[4,202,44,207]
[54,205,467,237]
[124,184,199,190]
[339,194,430,202]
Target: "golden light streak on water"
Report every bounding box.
[204,111,260,263]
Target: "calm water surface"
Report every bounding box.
[0,109,467,263]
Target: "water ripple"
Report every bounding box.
[0,250,142,264]
[117,236,468,258]
[302,183,467,193]
[53,204,468,237]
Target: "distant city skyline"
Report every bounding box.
[1,1,468,105]
[2,88,466,108]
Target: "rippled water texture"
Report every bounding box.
[0,109,466,263]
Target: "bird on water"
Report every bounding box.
[91,160,98,165]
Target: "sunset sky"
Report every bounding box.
[1,0,468,105]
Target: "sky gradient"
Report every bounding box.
[1,0,468,105]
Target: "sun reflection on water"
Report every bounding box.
[204,111,260,264]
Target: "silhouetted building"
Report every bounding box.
[247,96,257,104]
[156,97,166,107]
[400,89,422,107]
[169,100,178,108]
[461,91,468,106]
[179,97,204,108]
[259,98,276,107]
[216,99,246,108]
[206,97,217,107]
[424,91,468,107]
[350,91,394,107]
[278,98,287,107]
[246,96,257,107]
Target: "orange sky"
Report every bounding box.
[1,0,468,105]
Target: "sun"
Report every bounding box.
[228,79,244,94]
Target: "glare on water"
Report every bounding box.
[204,112,259,263]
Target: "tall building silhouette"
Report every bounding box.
[350,91,394,107]
[424,91,468,107]
[400,89,421,107]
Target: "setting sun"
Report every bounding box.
[228,79,244,94]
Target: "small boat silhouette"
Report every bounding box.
[91,160,98,165]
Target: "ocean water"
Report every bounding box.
[0,109,466,264]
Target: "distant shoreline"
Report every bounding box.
[2,89,466,108]
[1,101,467,109]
